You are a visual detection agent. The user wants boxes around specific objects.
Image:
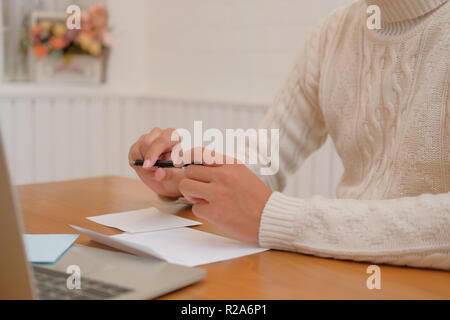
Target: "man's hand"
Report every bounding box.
[179,157,272,243]
[130,129,272,243]
[128,127,184,198]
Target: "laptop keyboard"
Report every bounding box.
[32,265,134,300]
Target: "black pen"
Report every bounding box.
[129,160,203,168]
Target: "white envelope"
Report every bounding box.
[87,207,201,233]
[70,225,268,267]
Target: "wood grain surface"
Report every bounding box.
[16,176,450,299]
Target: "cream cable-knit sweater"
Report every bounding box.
[254,0,450,270]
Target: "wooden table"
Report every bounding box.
[17,176,450,299]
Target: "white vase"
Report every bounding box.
[31,55,104,84]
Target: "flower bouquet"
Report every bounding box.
[26,4,112,84]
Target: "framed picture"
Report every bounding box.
[28,10,105,85]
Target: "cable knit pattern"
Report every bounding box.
[255,0,450,270]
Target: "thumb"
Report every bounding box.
[154,168,169,182]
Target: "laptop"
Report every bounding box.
[0,133,205,299]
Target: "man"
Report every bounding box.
[129,0,450,270]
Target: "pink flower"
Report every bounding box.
[64,29,77,42]
[39,29,49,39]
[31,35,41,45]
[81,11,91,30]
[101,30,113,47]
[89,3,108,31]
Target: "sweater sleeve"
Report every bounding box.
[259,191,450,270]
[251,11,450,270]
[246,18,331,191]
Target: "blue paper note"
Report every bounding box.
[23,234,79,264]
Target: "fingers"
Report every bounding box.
[191,198,208,204]
[128,141,142,162]
[129,127,181,171]
[184,165,216,182]
[143,128,180,169]
[154,167,175,182]
[179,179,212,202]
[153,168,166,181]
[128,127,162,162]
[191,203,209,219]
[192,203,222,221]
[181,147,240,167]
[138,127,163,159]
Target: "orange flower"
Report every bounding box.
[80,12,92,30]
[49,37,66,50]
[33,44,48,58]
[31,25,43,36]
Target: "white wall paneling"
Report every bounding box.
[0,94,343,198]
[0,0,351,197]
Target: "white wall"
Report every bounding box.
[106,0,153,92]
[139,0,354,104]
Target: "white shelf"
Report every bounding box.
[0,82,269,108]
[0,82,145,98]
